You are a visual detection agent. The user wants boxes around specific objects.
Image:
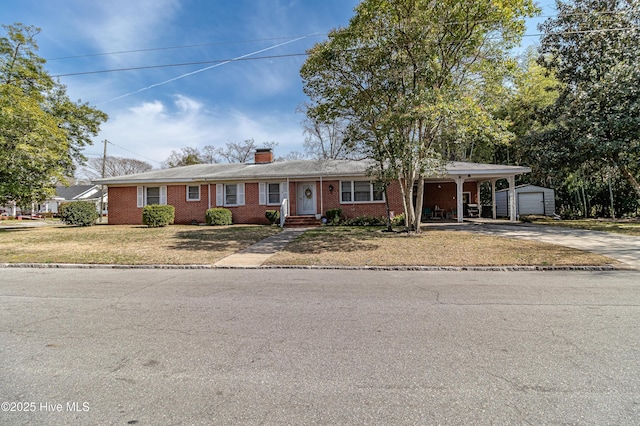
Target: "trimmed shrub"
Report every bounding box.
[342,215,386,226]
[391,213,405,226]
[59,201,99,226]
[325,208,342,225]
[206,208,232,226]
[265,209,280,225]
[142,204,175,228]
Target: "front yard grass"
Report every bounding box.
[0,224,281,265]
[0,223,619,267]
[264,226,618,267]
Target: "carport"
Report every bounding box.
[423,162,532,222]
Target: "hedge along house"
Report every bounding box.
[94,149,531,226]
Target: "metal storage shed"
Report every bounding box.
[495,185,555,217]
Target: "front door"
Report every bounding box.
[296,182,316,215]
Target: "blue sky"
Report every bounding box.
[1,0,555,168]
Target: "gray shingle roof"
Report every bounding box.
[55,185,99,200]
[92,159,530,185]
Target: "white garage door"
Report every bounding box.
[518,192,545,215]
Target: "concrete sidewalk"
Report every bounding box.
[214,228,309,267]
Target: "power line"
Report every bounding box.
[96,34,313,106]
[51,26,638,79]
[45,35,325,61]
[106,141,163,165]
[51,53,307,77]
[44,9,638,62]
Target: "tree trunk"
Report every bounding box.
[620,164,640,200]
[383,183,393,232]
[607,174,615,219]
[397,177,412,231]
[413,177,425,233]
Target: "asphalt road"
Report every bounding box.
[1,268,639,425]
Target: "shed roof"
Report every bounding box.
[495,184,555,193]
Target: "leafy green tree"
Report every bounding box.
[538,0,640,204]
[0,24,107,207]
[301,0,537,231]
[495,49,561,179]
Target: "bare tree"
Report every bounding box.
[216,139,258,163]
[82,156,153,179]
[158,140,279,168]
[217,139,278,163]
[162,147,204,168]
[201,145,220,164]
[275,151,309,162]
[302,116,358,160]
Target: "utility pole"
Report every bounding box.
[99,139,107,223]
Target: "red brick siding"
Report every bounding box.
[168,184,210,224]
[107,184,211,225]
[318,180,404,219]
[107,186,142,225]
[106,180,469,225]
[423,182,478,213]
[219,182,271,225]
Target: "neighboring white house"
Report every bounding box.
[0,185,107,217]
[496,184,556,217]
[41,185,107,215]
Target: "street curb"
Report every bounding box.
[0,263,630,272]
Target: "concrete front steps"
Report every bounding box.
[284,215,322,228]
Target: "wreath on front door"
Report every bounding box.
[304,188,312,199]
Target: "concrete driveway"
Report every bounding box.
[446,222,640,270]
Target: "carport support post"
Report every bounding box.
[491,179,497,219]
[455,176,464,223]
[508,175,517,221]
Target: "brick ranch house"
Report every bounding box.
[94,149,530,226]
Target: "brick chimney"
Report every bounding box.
[254,148,274,164]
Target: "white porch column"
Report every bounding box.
[507,175,517,221]
[476,182,481,214]
[455,175,465,223]
[491,179,497,219]
[319,176,323,216]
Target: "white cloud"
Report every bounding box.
[73,0,181,61]
[94,95,304,165]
